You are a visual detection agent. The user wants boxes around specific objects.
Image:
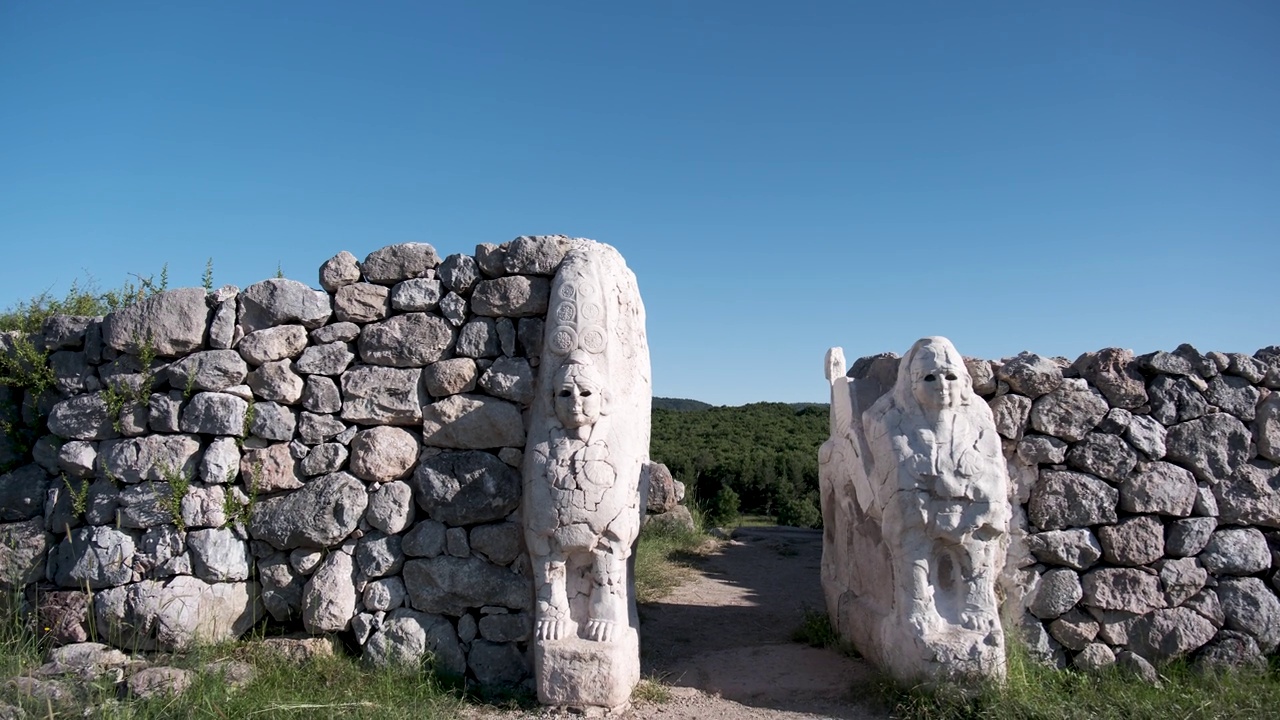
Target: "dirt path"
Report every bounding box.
[484,527,892,719]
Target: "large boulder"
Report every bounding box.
[0,517,53,588]
[102,288,210,357]
[1028,469,1117,531]
[1165,413,1251,484]
[237,279,332,335]
[470,276,551,317]
[421,394,525,449]
[358,314,454,367]
[249,472,368,550]
[165,350,248,392]
[340,366,425,426]
[363,608,465,678]
[0,464,49,522]
[403,556,531,616]
[1029,380,1109,442]
[93,576,262,651]
[413,451,521,526]
[349,427,420,483]
[98,435,201,484]
[361,243,441,285]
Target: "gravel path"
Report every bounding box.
[480,526,893,719]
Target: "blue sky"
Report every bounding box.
[2,2,1277,406]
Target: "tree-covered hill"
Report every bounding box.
[650,402,829,528]
[652,397,714,412]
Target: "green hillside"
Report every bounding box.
[650,401,829,528]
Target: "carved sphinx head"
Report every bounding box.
[897,337,973,416]
[553,361,606,429]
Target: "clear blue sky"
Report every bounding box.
[2,2,1277,406]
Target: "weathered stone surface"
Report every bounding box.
[1026,529,1103,570]
[423,358,478,397]
[102,288,209,357]
[116,483,172,529]
[1074,643,1116,673]
[989,394,1031,440]
[469,522,522,566]
[474,243,505,277]
[1166,517,1217,557]
[1158,557,1207,607]
[403,556,530,615]
[302,549,357,633]
[237,279,332,334]
[362,243,440,285]
[0,518,52,588]
[247,401,294,442]
[49,526,136,588]
[1029,469,1117,530]
[456,318,500,358]
[1097,515,1164,566]
[1149,375,1209,426]
[1129,607,1216,662]
[1196,484,1219,516]
[47,392,118,440]
[470,276,551,317]
[1205,375,1261,422]
[180,484,228,529]
[963,357,996,396]
[365,480,414,534]
[180,392,248,436]
[646,462,680,514]
[34,593,91,646]
[0,465,49,522]
[249,472,368,549]
[478,357,534,406]
[240,443,304,493]
[237,326,308,367]
[94,576,261,651]
[1256,395,1280,463]
[98,434,201,485]
[188,528,251,582]
[1199,527,1270,575]
[503,235,569,275]
[127,666,194,700]
[1218,577,1280,653]
[363,608,465,677]
[356,531,404,578]
[334,283,391,324]
[310,322,360,344]
[341,366,425,425]
[1066,433,1139,481]
[147,391,182,433]
[479,613,531,642]
[57,440,98,479]
[136,525,190,578]
[413,451,521,526]
[996,352,1064,398]
[439,254,480,295]
[349,427,420,483]
[297,412,347,444]
[1215,460,1280,528]
[319,250,362,292]
[257,553,303,621]
[439,292,467,326]
[1077,348,1148,409]
[42,314,94,350]
[1196,630,1267,672]
[421,394,524,449]
[1165,413,1251,484]
[49,350,99,395]
[1125,414,1167,460]
[1048,609,1098,651]
[301,375,342,414]
[209,292,237,350]
[518,318,544,358]
[1118,461,1197,516]
[294,342,354,378]
[300,442,347,476]
[1030,568,1083,620]
[245,360,304,404]
[364,576,407,611]
[389,278,443,312]
[1016,434,1068,465]
[403,520,446,557]
[445,527,468,558]
[1081,568,1164,613]
[1029,380,1109,442]
[1184,588,1224,626]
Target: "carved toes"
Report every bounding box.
[535,618,568,641]
[585,619,618,643]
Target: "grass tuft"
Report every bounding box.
[633,507,714,604]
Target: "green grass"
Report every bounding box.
[634,509,714,604]
[879,639,1280,720]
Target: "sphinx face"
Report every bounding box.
[910,344,966,413]
[554,366,604,429]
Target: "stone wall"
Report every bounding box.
[0,236,618,689]
[847,344,1280,673]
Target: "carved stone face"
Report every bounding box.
[909,344,965,413]
[554,364,604,429]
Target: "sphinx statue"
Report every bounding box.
[523,241,650,710]
[820,337,1009,685]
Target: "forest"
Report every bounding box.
[649,398,829,528]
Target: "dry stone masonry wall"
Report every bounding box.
[829,341,1280,678]
[0,236,648,697]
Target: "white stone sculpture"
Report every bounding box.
[820,337,1010,685]
[523,240,650,711]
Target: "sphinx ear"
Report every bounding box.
[600,388,613,416]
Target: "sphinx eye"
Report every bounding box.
[945,373,957,381]
[558,389,572,397]
[580,390,593,397]
[923,374,936,382]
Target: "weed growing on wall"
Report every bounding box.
[154,462,192,532]
[63,475,90,519]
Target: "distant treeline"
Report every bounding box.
[649,399,828,528]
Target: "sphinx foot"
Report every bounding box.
[585,618,620,643]
[535,618,569,641]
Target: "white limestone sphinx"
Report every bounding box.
[523,240,650,711]
[820,337,1009,685]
